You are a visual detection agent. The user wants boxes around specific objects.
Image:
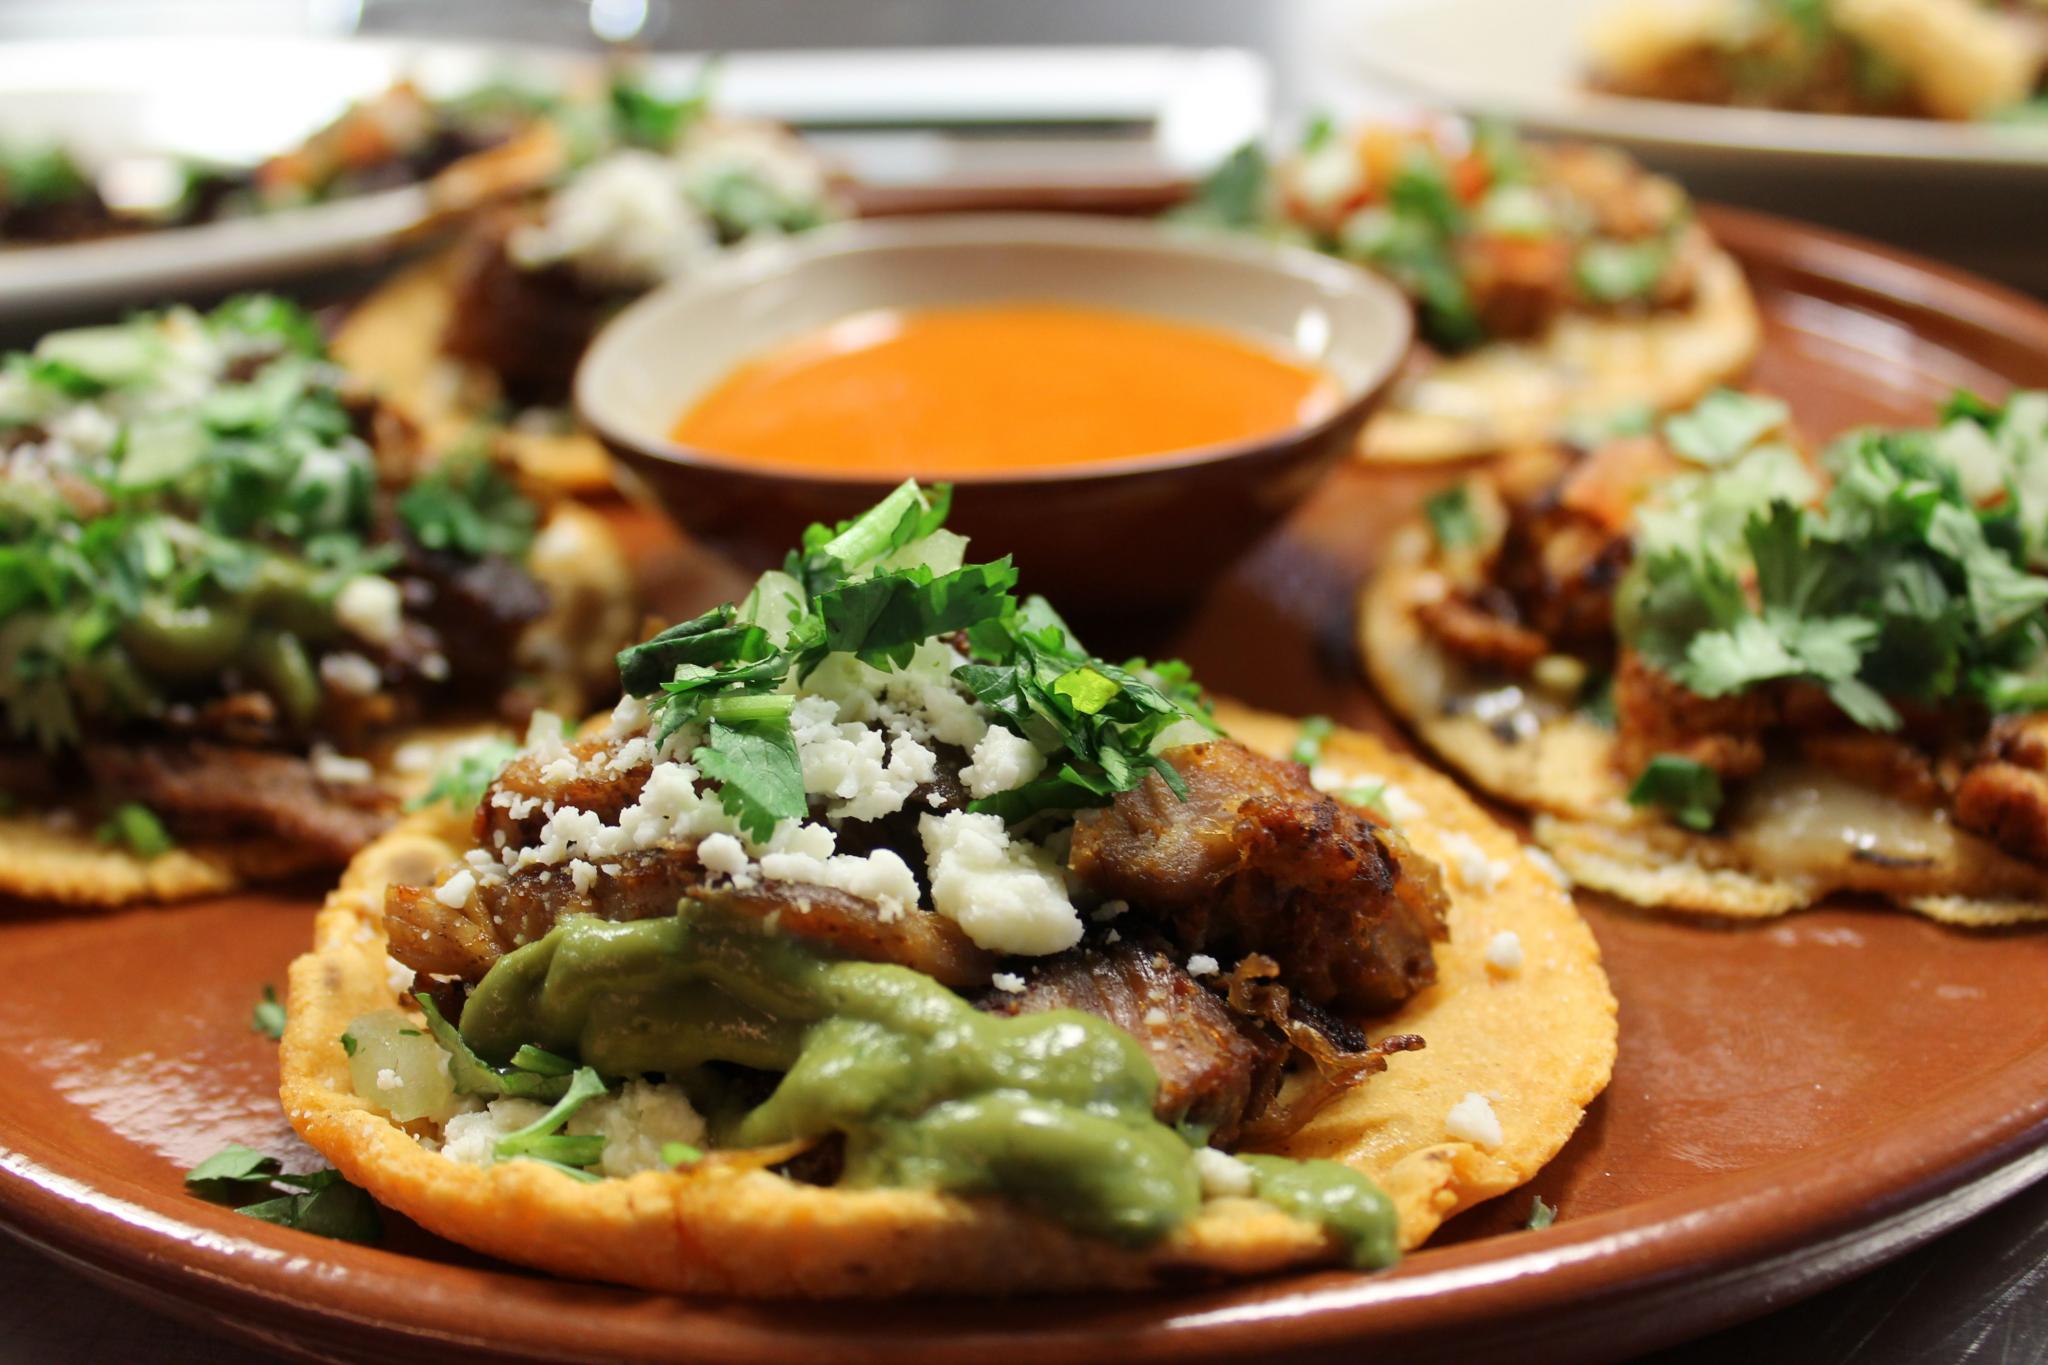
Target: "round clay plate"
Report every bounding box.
[4,208,2048,1365]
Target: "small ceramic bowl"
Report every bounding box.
[575,213,1411,616]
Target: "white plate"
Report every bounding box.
[1342,0,2048,168]
[0,37,1269,322]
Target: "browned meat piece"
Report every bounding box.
[80,742,392,863]
[388,842,701,979]
[1068,740,1449,1016]
[1416,591,1550,673]
[1612,650,1771,782]
[1952,714,2048,865]
[689,882,998,990]
[440,213,618,405]
[475,731,654,850]
[1457,233,1572,341]
[1954,762,2048,864]
[979,937,1289,1146]
[1798,732,1942,807]
[396,540,549,693]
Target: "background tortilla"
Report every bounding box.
[1363,515,2048,925]
[277,703,1616,1297]
[1362,245,1761,463]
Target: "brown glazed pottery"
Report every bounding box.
[2,208,2048,1363]
[574,212,1413,617]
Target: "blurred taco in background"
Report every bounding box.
[1178,118,1759,463]
[1365,386,2048,923]
[0,297,635,905]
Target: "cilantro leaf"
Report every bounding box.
[252,985,286,1041]
[1527,1196,1557,1229]
[493,1067,610,1164]
[1289,716,1335,767]
[95,802,174,858]
[1173,142,1270,230]
[185,1146,382,1243]
[233,1180,382,1243]
[693,717,807,843]
[1626,755,1723,832]
[408,738,521,813]
[814,557,1017,668]
[416,994,575,1100]
[1575,237,1671,305]
[1424,486,1480,549]
[397,450,536,562]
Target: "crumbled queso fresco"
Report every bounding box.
[438,637,1096,958]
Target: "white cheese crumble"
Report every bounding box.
[564,1080,709,1179]
[1526,847,1571,889]
[1485,930,1525,975]
[1187,954,1220,978]
[919,811,1082,955]
[961,725,1046,799]
[434,869,476,908]
[333,575,404,648]
[1142,1006,1169,1028]
[383,953,415,997]
[1446,1092,1504,1149]
[1192,1146,1256,1200]
[374,1067,403,1092]
[439,1098,549,1167]
[789,695,937,821]
[319,651,382,697]
[1438,831,1509,893]
[309,743,373,786]
[756,822,920,919]
[508,149,718,289]
[696,831,751,880]
[990,972,1026,994]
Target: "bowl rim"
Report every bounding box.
[573,211,1414,489]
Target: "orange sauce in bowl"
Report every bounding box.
[668,303,1341,477]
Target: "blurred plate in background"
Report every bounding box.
[0,36,1267,322]
[1340,0,2048,294]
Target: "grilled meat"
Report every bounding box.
[689,882,997,990]
[1069,740,1449,1015]
[979,936,1289,1145]
[475,731,654,852]
[80,741,392,861]
[388,841,702,980]
[441,212,617,405]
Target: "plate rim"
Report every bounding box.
[5,208,2048,1362]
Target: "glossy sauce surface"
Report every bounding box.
[670,303,1340,476]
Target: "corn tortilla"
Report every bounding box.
[277,701,1615,1296]
[1362,245,1760,463]
[0,504,632,908]
[1363,516,2048,926]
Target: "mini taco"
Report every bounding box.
[1365,387,2048,923]
[334,74,846,493]
[279,481,1615,1296]
[1585,0,2046,122]
[1178,118,1759,463]
[0,296,635,905]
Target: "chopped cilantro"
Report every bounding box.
[1574,237,1670,305]
[95,802,174,858]
[185,1146,381,1244]
[662,1141,705,1167]
[397,449,536,561]
[1527,1195,1557,1229]
[1173,142,1270,231]
[693,716,807,842]
[493,1067,610,1166]
[252,985,286,1041]
[510,1044,577,1076]
[1289,715,1335,767]
[1622,390,2048,729]
[1424,486,1481,549]
[416,994,576,1101]
[407,738,521,812]
[1340,781,1392,821]
[339,1031,358,1058]
[1626,755,1724,832]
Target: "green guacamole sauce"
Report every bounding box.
[459,909,1398,1260]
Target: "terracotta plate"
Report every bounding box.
[4,209,2048,1365]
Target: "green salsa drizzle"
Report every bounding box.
[456,908,1399,1259]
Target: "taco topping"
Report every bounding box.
[361,481,1446,1266]
[1180,119,1705,355]
[1411,387,2048,866]
[0,297,558,859]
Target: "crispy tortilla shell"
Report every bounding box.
[1362,245,1760,463]
[0,504,632,908]
[277,702,1615,1296]
[1363,517,2048,925]
[331,252,615,495]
